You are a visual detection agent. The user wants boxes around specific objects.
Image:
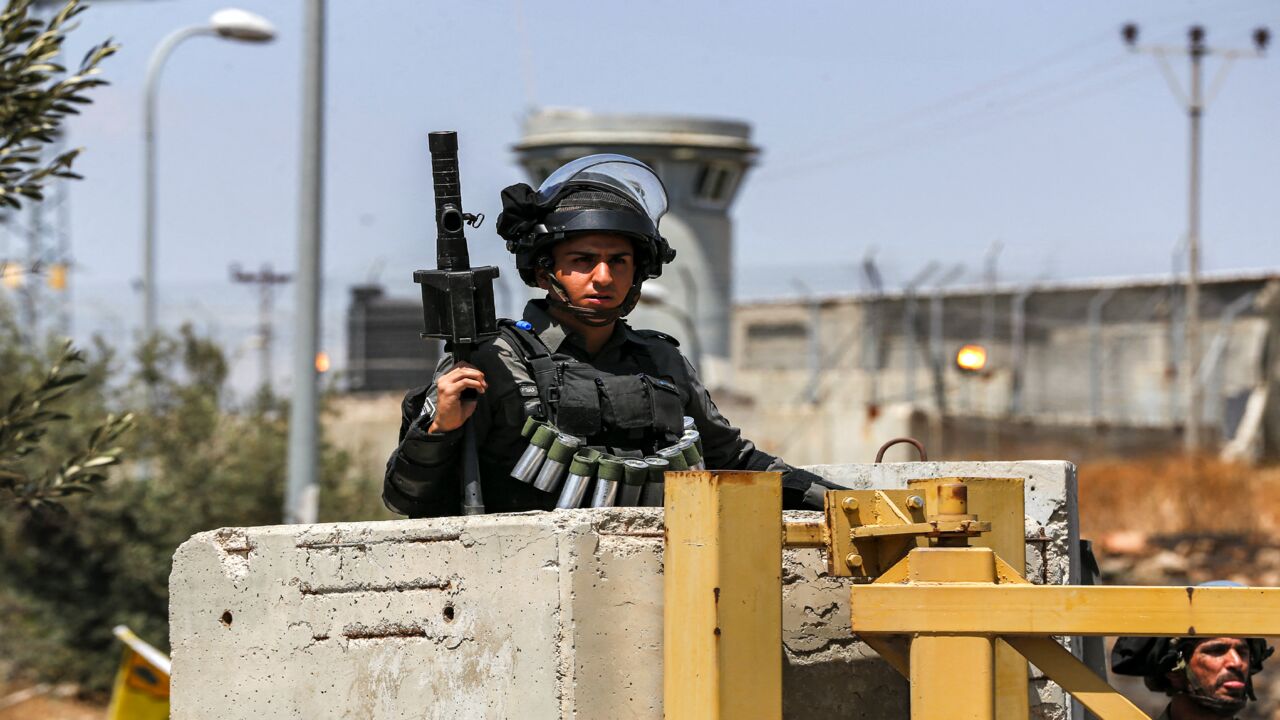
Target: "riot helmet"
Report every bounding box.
[496,155,676,288]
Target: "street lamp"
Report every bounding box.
[142,8,277,340]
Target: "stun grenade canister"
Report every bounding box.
[511,423,556,483]
[658,445,689,471]
[641,457,669,507]
[683,428,703,456]
[681,433,705,470]
[533,434,583,493]
[619,459,649,506]
[555,448,600,509]
[520,416,543,439]
[590,456,624,507]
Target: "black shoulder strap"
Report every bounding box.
[498,320,559,418]
[498,319,551,359]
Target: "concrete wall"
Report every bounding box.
[729,275,1280,462]
[170,462,1078,719]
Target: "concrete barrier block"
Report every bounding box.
[170,462,1077,719]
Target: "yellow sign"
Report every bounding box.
[106,625,170,720]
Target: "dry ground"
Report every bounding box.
[1079,455,1280,541]
[0,683,102,720]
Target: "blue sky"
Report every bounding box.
[14,0,1279,393]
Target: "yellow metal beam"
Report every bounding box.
[1004,637,1151,720]
[663,471,782,720]
[908,547,996,720]
[782,519,825,548]
[906,479,1030,720]
[866,553,1030,588]
[850,585,1280,636]
[853,480,1029,719]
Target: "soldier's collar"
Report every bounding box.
[521,300,569,352]
[619,322,653,348]
[522,299,639,354]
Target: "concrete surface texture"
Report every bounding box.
[170,462,1077,719]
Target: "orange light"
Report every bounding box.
[955,344,988,373]
[314,351,330,373]
[48,263,67,291]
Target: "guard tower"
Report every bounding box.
[514,109,758,381]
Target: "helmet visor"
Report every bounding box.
[536,155,668,226]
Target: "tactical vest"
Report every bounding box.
[498,320,685,456]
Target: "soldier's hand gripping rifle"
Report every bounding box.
[414,131,500,515]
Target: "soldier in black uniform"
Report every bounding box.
[384,154,835,517]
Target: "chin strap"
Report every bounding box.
[542,271,644,328]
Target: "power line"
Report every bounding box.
[778,31,1117,173]
[759,56,1143,183]
[764,10,1266,183]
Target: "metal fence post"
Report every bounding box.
[663,471,782,720]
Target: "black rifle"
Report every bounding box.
[414,131,500,515]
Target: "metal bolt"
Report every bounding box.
[845,553,863,568]
[906,495,925,511]
[841,497,859,512]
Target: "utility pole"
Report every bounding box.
[1123,22,1269,454]
[230,263,293,392]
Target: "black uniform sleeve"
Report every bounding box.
[382,356,465,517]
[678,356,839,509]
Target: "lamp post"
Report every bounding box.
[285,0,326,525]
[142,9,277,340]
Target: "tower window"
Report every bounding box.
[693,161,740,207]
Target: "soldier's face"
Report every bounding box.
[1172,637,1251,705]
[542,234,636,310]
